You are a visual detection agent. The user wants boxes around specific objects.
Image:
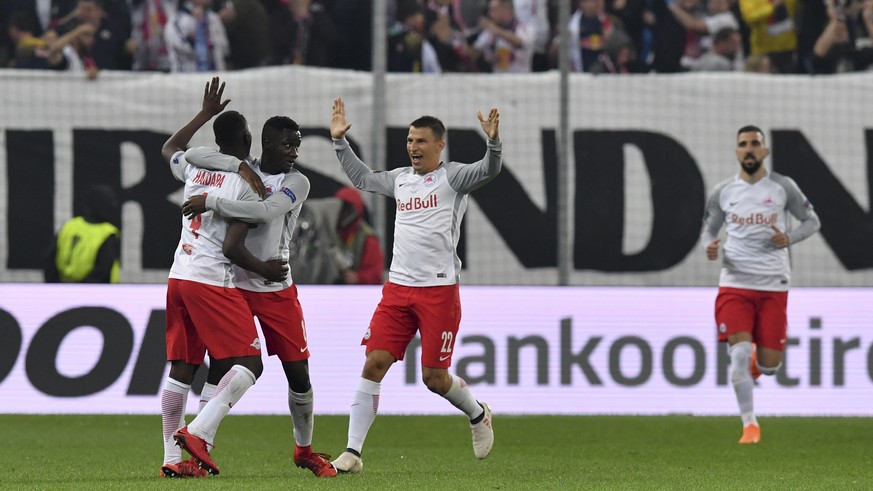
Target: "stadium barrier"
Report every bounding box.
[0,69,871,286]
[2,284,872,415]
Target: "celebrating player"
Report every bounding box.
[157,78,282,477]
[328,98,501,473]
[701,125,820,444]
[180,115,337,478]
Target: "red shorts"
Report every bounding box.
[365,282,461,368]
[239,286,310,362]
[165,279,261,363]
[715,287,788,351]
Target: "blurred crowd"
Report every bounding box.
[1,0,868,78]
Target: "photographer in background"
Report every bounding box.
[811,0,873,73]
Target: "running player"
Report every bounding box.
[701,125,820,444]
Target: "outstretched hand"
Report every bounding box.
[202,76,230,118]
[331,98,352,139]
[477,107,500,140]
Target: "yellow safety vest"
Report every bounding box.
[55,217,120,283]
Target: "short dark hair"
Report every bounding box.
[213,111,248,146]
[737,125,764,141]
[410,115,446,141]
[262,115,300,139]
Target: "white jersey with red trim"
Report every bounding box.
[168,151,258,287]
[181,148,311,292]
[701,170,820,291]
[228,160,309,292]
[334,137,502,287]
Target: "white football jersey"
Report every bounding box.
[182,148,311,292]
[334,137,502,287]
[701,170,820,291]
[167,151,258,287]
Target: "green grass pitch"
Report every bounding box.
[2,414,871,490]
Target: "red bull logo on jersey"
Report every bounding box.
[423,175,437,187]
[192,169,226,188]
[182,243,193,255]
[731,212,777,225]
[397,194,437,212]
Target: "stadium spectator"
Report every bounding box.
[332,186,384,284]
[387,0,443,73]
[268,0,342,67]
[563,0,622,72]
[2,0,66,35]
[513,0,550,70]
[667,0,744,70]
[423,0,477,72]
[738,0,799,73]
[587,26,636,73]
[6,9,62,69]
[471,0,535,73]
[688,26,741,71]
[158,78,273,477]
[650,0,700,72]
[164,0,230,72]
[701,125,820,444]
[810,0,873,74]
[604,0,651,71]
[48,21,102,78]
[44,184,120,283]
[328,98,499,473]
[55,0,129,69]
[218,0,270,69]
[128,0,176,71]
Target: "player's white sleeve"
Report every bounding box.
[205,172,310,223]
[700,185,726,247]
[446,139,503,193]
[779,176,821,245]
[169,150,188,182]
[333,138,397,197]
[184,147,244,173]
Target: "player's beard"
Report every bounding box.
[741,155,762,176]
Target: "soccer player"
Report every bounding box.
[327,98,501,473]
[157,78,285,477]
[701,125,820,444]
[179,116,337,478]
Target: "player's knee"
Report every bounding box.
[421,371,450,395]
[757,362,781,376]
[238,357,263,379]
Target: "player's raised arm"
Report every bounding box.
[477,107,500,141]
[331,98,397,196]
[330,98,352,140]
[162,77,230,166]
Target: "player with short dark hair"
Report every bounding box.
[701,125,820,444]
[156,78,284,478]
[180,113,337,478]
[328,98,501,473]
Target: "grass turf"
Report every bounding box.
[2,414,871,490]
